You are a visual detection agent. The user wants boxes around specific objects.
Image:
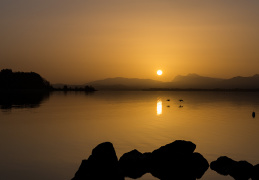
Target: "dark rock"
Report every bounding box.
[150,140,196,170]
[210,156,236,175]
[149,140,207,180]
[252,164,259,180]
[119,149,149,178]
[191,152,210,179]
[149,152,208,180]
[91,141,119,165]
[72,159,90,180]
[210,156,253,180]
[72,142,124,180]
[152,140,196,157]
[72,140,209,180]
[229,161,253,180]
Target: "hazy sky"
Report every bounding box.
[1,0,259,84]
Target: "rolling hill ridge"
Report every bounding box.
[83,74,259,90]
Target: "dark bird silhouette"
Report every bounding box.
[252,111,255,118]
[179,99,184,102]
[166,99,170,101]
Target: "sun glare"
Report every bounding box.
[157,70,163,76]
[157,99,162,115]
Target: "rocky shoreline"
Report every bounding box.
[71,141,259,180]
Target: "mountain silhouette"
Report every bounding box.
[83,74,259,90]
[171,74,224,89]
[86,77,165,90]
[220,74,259,89]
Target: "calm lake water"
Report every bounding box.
[1,91,259,180]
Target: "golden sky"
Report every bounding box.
[1,0,259,84]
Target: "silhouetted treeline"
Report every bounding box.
[54,85,96,92]
[0,69,52,90]
[0,69,97,92]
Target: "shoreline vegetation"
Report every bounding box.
[72,141,259,180]
[53,85,96,92]
[0,69,52,91]
[0,69,96,92]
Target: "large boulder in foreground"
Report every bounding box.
[149,140,208,180]
[151,140,196,157]
[149,140,196,169]
[210,156,254,180]
[252,164,259,180]
[119,150,151,179]
[72,140,209,180]
[119,140,209,180]
[72,142,124,180]
[191,152,210,179]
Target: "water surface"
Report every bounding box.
[1,91,259,180]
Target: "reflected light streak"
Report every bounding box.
[157,99,162,115]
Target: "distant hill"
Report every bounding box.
[171,74,224,89]
[168,74,259,89]
[84,74,259,90]
[86,77,165,90]
[52,74,259,91]
[220,74,259,89]
[0,69,52,90]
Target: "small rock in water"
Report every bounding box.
[210,156,254,180]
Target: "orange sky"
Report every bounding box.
[1,0,259,84]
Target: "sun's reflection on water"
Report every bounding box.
[157,99,162,115]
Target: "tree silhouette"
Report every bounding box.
[0,69,52,90]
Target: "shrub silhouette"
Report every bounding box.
[0,69,52,90]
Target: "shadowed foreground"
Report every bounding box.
[71,140,209,180]
[72,141,259,180]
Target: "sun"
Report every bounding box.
[157,70,163,76]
